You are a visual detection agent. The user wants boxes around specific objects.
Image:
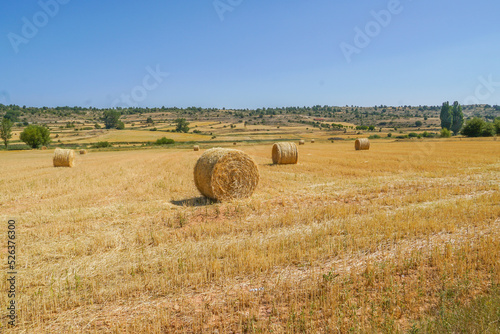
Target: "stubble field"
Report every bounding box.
[1,139,499,333]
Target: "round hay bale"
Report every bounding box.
[194,148,259,201]
[311,139,315,143]
[272,142,298,164]
[299,140,305,145]
[79,149,87,155]
[355,138,370,150]
[233,142,237,145]
[41,146,47,150]
[53,148,75,167]
[193,145,200,151]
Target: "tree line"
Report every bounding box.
[440,101,500,137]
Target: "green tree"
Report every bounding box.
[102,110,121,129]
[116,121,125,130]
[415,120,423,127]
[20,125,51,148]
[440,101,452,130]
[0,118,13,148]
[494,117,500,135]
[175,118,190,133]
[4,110,21,123]
[451,101,464,135]
[460,118,494,137]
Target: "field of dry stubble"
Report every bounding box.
[1,139,499,333]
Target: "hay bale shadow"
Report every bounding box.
[171,197,215,207]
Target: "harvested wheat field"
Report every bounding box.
[0,140,499,333]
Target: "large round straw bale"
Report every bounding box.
[355,138,370,150]
[193,145,200,151]
[79,149,87,155]
[41,146,47,150]
[53,148,75,167]
[299,140,305,145]
[194,148,259,201]
[272,142,298,164]
[311,139,315,143]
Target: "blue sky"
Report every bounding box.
[1,0,499,109]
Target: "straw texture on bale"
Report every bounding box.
[53,148,75,167]
[194,148,259,201]
[272,142,298,164]
[79,149,87,155]
[355,138,370,150]
[299,140,305,145]
[193,145,200,151]
[311,139,315,143]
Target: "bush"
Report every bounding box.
[480,122,495,137]
[440,128,452,138]
[408,132,418,138]
[415,120,423,127]
[387,133,392,138]
[461,117,495,137]
[154,137,175,145]
[368,134,381,139]
[20,125,51,148]
[150,127,157,131]
[493,117,500,135]
[192,129,202,134]
[116,121,125,130]
[92,141,112,148]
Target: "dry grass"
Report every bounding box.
[0,140,499,333]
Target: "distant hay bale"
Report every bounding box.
[272,142,298,164]
[41,146,47,150]
[194,148,259,201]
[299,140,305,145]
[53,148,75,167]
[193,145,200,151]
[311,139,315,143]
[79,149,87,155]
[355,138,370,150]
[233,142,237,145]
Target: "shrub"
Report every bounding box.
[116,121,125,130]
[493,117,500,135]
[150,127,157,131]
[368,134,381,139]
[92,141,112,148]
[415,120,423,127]
[480,122,495,137]
[387,133,392,138]
[20,125,51,148]
[408,132,418,138]
[461,117,495,137]
[154,137,175,145]
[440,128,452,138]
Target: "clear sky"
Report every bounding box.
[1,0,499,109]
